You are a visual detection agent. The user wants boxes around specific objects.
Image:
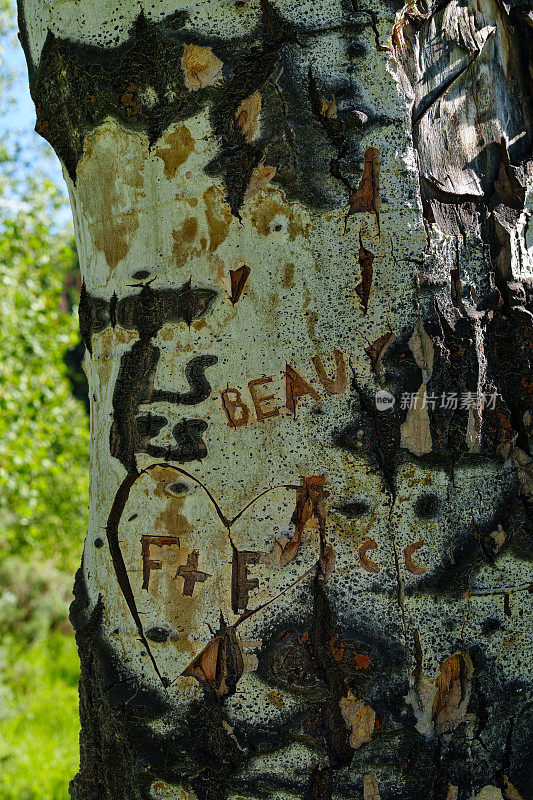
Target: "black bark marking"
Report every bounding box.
[79,281,218,353]
[28,14,194,181]
[305,766,333,800]
[146,627,170,642]
[149,355,219,406]
[103,281,217,470]
[27,10,390,216]
[308,574,358,767]
[110,340,161,470]
[117,281,217,332]
[335,498,371,518]
[138,418,209,463]
[105,468,166,684]
[79,281,109,355]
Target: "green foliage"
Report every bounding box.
[0,556,80,800]
[0,0,89,570]
[0,554,80,800]
[0,557,74,641]
[0,557,80,800]
[0,181,85,796]
[0,630,80,800]
[0,188,86,784]
[0,178,90,569]
[0,5,87,799]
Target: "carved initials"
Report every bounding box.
[358,538,381,574]
[220,387,250,428]
[248,377,280,421]
[285,364,321,415]
[174,550,211,596]
[311,348,347,396]
[141,535,180,590]
[403,540,426,574]
[219,350,348,428]
[357,538,427,575]
[231,549,270,613]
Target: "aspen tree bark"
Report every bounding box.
[18,1,532,799]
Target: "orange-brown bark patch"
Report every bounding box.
[349,147,380,218]
[156,125,195,178]
[432,651,473,735]
[244,153,276,202]
[172,217,199,266]
[276,476,328,566]
[233,91,262,141]
[77,124,147,270]
[203,186,232,252]
[181,44,223,90]
[249,193,306,242]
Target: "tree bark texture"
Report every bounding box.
[18,1,533,799]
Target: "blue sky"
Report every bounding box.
[1,12,68,197]
[3,30,35,131]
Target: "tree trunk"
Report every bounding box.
[18,1,532,799]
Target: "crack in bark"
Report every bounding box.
[351,0,391,54]
[105,468,166,684]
